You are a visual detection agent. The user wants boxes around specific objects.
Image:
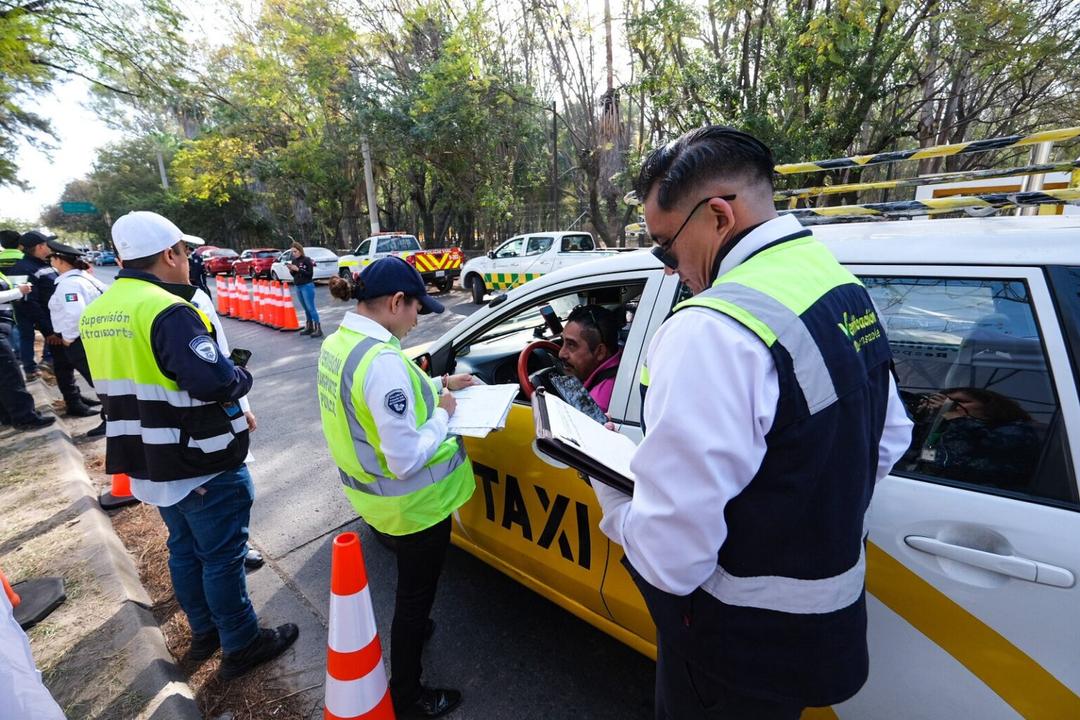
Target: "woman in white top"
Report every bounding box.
[46,239,109,436]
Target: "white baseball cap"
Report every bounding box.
[181,233,206,246]
[111,211,197,261]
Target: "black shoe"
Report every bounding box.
[310,322,323,338]
[86,421,107,437]
[244,547,265,570]
[299,322,314,336]
[65,402,97,418]
[186,629,221,662]
[217,623,299,682]
[14,414,55,431]
[79,394,101,407]
[395,687,462,719]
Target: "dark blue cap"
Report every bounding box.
[356,256,444,315]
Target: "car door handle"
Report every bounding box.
[904,536,1075,588]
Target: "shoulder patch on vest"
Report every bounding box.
[385,389,408,416]
[64,293,79,302]
[189,336,219,363]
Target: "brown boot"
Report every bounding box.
[310,322,323,338]
[299,321,314,336]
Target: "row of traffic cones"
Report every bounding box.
[214,275,302,331]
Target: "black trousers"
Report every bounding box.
[65,338,104,422]
[0,323,36,423]
[376,516,452,706]
[49,340,81,406]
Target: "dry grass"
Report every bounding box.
[110,503,310,720]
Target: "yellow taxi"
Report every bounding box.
[414,215,1080,719]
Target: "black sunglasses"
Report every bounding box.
[649,194,736,270]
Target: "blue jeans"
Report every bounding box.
[295,282,319,324]
[158,466,259,653]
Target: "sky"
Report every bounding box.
[0,0,626,227]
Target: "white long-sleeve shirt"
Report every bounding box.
[342,312,451,478]
[593,215,914,596]
[47,269,108,341]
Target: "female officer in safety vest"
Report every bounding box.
[319,257,475,719]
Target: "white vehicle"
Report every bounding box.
[413,215,1080,718]
[270,246,339,283]
[458,231,623,304]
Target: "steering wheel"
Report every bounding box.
[517,340,562,399]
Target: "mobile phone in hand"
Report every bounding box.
[229,348,252,367]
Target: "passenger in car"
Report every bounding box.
[908,387,1041,490]
[558,304,623,413]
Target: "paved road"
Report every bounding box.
[92,266,655,718]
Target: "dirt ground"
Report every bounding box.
[84,440,312,720]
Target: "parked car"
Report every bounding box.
[338,232,463,292]
[459,231,623,304]
[231,248,281,279]
[194,245,220,257]
[84,251,101,264]
[203,248,240,275]
[270,246,339,282]
[410,214,1080,719]
[94,250,117,266]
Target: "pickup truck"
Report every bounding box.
[337,232,464,292]
[458,231,622,304]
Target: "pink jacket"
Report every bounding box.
[584,350,622,413]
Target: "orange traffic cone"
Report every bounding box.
[269,280,282,328]
[238,276,254,321]
[279,282,302,332]
[100,473,140,510]
[1,567,20,607]
[324,532,395,720]
[254,280,265,324]
[215,276,229,317]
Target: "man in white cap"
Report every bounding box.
[79,211,298,681]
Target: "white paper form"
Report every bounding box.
[542,392,638,481]
[448,384,520,438]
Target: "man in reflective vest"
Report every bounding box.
[319,258,475,719]
[591,127,913,719]
[80,211,298,681]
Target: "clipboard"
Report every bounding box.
[531,387,636,495]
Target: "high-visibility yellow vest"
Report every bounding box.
[318,325,474,536]
[80,277,249,481]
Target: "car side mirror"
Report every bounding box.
[487,250,496,259]
[413,353,432,373]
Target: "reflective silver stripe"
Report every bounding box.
[95,378,213,407]
[700,282,838,414]
[106,420,180,444]
[341,441,467,498]
[340,336,395,485]
[186,416,248,453]
[410,361,436,417]
[701,542,866,615]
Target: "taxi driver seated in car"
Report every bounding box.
[558,305,623,413]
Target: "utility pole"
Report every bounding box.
[552,102,559,230]
[361,136,381,235]
[155,149,169,191]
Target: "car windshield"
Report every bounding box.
[254,251,277,258]
[376,236,420,253]
[306,248,338,260]
[216,249,238,258]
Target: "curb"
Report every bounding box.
[28,379,203,720]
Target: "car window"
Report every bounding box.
[526,236,554,255]
[496,238,524,258]
[863,275,1074,506]
[561,234,594,252]
[357,239,371,255]
[255,251,277,258]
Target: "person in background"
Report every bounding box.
[13,231,98,417]
[287,241,322,338]
[80,211,297,680]
[186,238,210,296]
[0,230,22,272]
[0,270,54,429]
[10,231,55,379]
[319,258,475,719]
[46,239,109,437]
[558,304,623,413]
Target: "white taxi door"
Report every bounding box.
[838,266,1080,720]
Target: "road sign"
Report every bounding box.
[61,201,97,214]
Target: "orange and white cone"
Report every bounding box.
[324,532,395,720]
[255,280,266,324]
[269,280,283,328]
[279,281,302,331]
[100,473,139,510]
[214,276,228,317]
